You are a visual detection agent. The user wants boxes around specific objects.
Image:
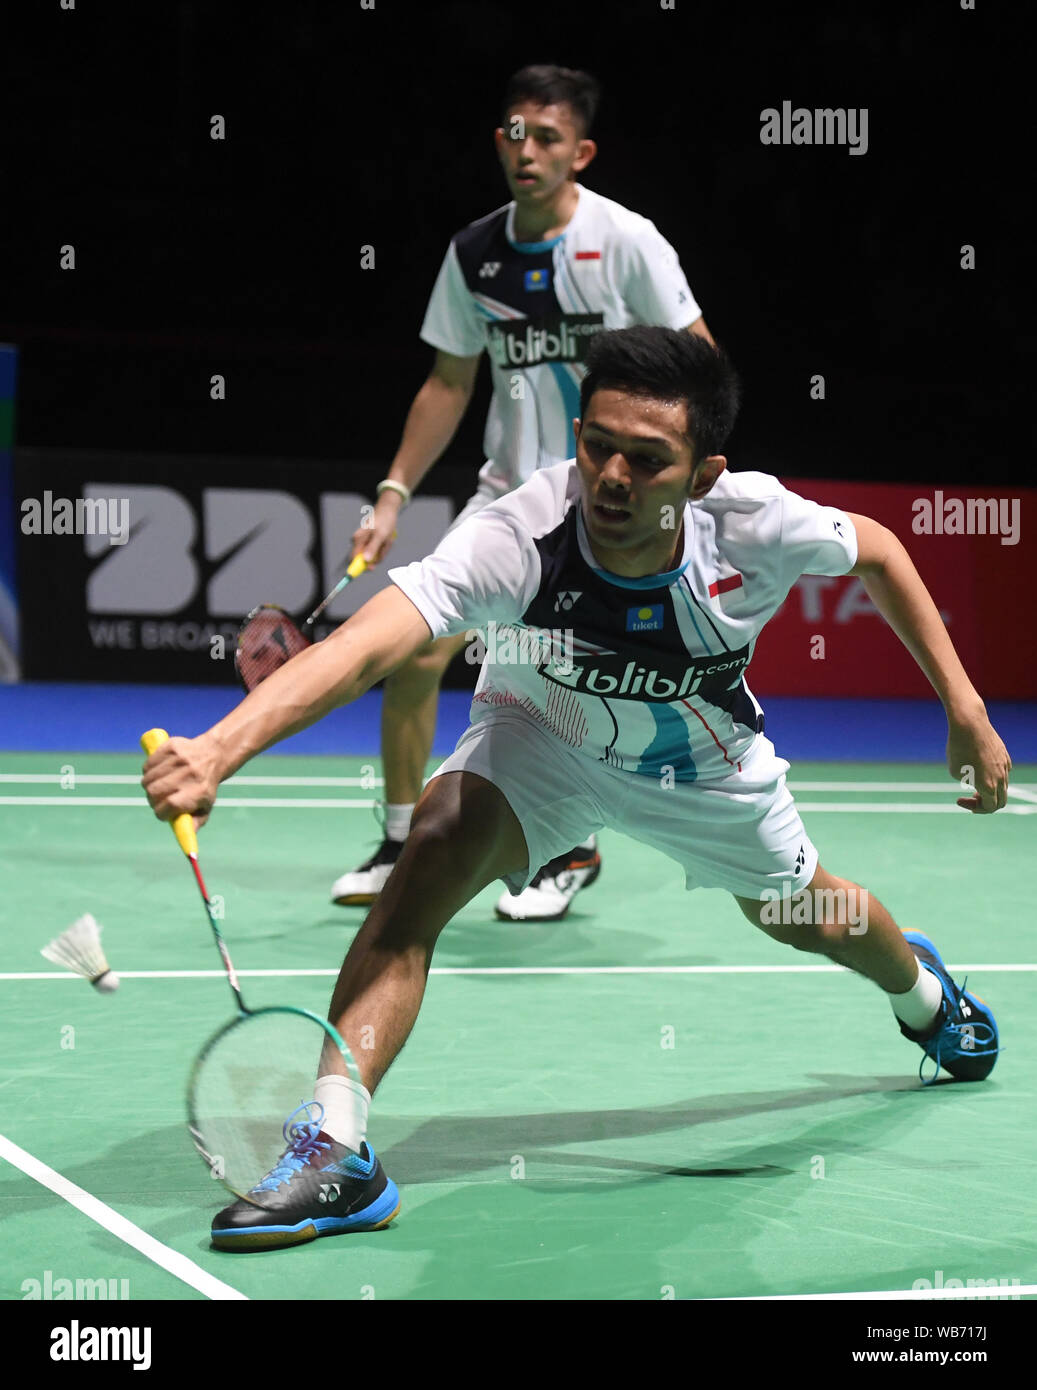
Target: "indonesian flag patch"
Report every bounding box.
[708,573,743,599]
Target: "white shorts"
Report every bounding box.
[427,710,819,901]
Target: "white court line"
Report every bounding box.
[1003,785,1037,804]
[1,772,1033,793]
[0,774,384,787]
[0,796,376,808]
[719,1284,1034,1301]
[2,795,1035,814]
[4,963,1034,982]
[0,1133,246,1301]
[790,780,1037,795]
[796,802,1036,814]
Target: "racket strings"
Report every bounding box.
[189,1008,351,1198]
[235,605,312,690]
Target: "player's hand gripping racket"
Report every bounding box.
[235,551,375,692]
[140,728,364,1201]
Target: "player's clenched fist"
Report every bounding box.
[947,713,1013,814]
[142,735,219,829]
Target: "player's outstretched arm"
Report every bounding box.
[846,512,1011,813]
[142,587,432,824]
[352,350,481,566]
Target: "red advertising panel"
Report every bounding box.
[750,480,1037,699]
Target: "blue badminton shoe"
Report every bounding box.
[898,930,999,1084]
[211,1103,400,1251]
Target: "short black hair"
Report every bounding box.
[502,65,602,136]
[579,327,741,463]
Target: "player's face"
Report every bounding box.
[575,389,726,571]
[495,102,593,204]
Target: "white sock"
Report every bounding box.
[312,1074,371,1152]
[888,959,944,1031]
[385,803,415,843]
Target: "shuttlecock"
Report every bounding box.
[41,913,120,993]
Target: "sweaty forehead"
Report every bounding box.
[583,388,691,449]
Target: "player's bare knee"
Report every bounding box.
[407,777,514,879]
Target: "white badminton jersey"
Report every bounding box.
[420,185,700,494]
[389,462,858,783]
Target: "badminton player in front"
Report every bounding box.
[143,328,1010,1251]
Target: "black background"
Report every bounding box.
[1,0,1029,487]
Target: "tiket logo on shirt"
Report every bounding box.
[487,313,605,369]
[626,605,664,632]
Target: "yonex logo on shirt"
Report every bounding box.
[554,590,582,612]
[478,262,501,278]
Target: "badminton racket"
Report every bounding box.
[140,727,364,1201]
[234,553,371,692]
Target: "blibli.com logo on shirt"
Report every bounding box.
[524,268,549,291]
[626,605,664,633]
[487,312,605,369]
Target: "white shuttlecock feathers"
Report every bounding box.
[41,913,120,993]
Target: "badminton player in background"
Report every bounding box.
[332,63,714,922]
[143,328,1009,1251]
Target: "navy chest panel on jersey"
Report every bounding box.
[521,510,752,708]
[452,214,604,371]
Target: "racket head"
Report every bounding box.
[234,603,311,692]
[186,1004,363,1202]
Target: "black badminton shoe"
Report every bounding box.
[331,836,404,906]
[211,1103,400,1251]
[898,930,1000,1084]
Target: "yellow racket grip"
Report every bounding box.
[348,531,396,577]
[140,728,198,858]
